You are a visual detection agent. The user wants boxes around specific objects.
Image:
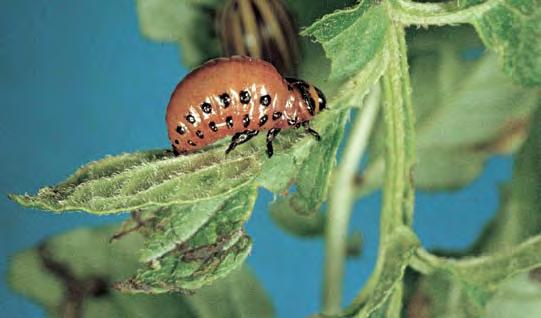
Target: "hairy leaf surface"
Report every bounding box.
[302,0,390,81]
[9,149,259,214]
[471,0,541,85]
[115,187,257,292]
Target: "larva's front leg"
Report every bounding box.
[225,130,259,155]
[266,128,281,158]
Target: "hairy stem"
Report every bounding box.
[345,16,416,316]
[322,85,382,316]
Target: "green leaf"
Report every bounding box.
[472,0,541,85]
[264,109,347,243]
[256,133,314,194]
[302,0,390,81]
[330,43,389,109]
[268,198,326,237]
[286,111,348,213]
[9,149,259,214]
[8,226,273,318]
[114,187,257,292]
[135,0,221,68]
[360,26,540,193]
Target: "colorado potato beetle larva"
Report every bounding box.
[166,56,325,158]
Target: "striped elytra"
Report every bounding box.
[166,56,326,158]
[216,0,300,76]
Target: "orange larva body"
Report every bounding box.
[166,56,326,157]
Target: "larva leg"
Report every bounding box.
[225,130,259,154]
[302,122,321,141]
[266,128,281,158]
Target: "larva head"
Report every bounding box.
[286,78,327,120]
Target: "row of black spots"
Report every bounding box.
[176,112,280,149]
[173,139,197,148]
[181,91,271,130]
[176,111,280,138]
[239,90,272,106]
[173,138,197,147]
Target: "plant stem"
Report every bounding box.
[396,24,416,227]
[391,0,500,26]
[322,85,382,316]
[344,15,416,316]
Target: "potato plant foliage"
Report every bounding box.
[8,0,541,317]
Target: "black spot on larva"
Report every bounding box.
[172,146,180,156]
[287,117,297,126]
[260,95,271,107]
[176,125,186,135]
[243,114,250,128]
[188,140,197,147]
[174,139,179,144]
[259,115,268,126]
[272,112,282,120]
[201,102,212,114]
[209,121,218,132]
[186,114,196,124]
[226,116,234,128]
[239,90,251,104]
[219,93,231,108]
[196,130,204,139]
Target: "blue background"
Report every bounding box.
[0,1,513,317]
